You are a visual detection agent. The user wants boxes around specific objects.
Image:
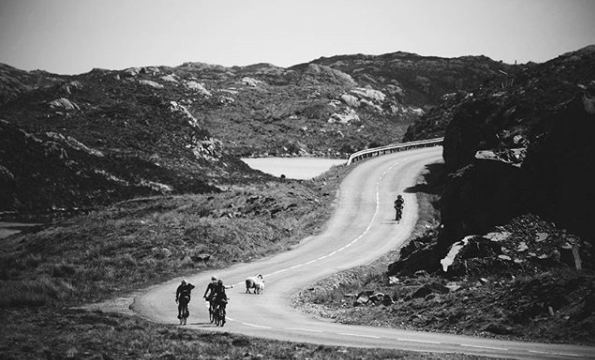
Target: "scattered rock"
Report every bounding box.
[185,81,211,96]
[517,242,528,252]
[484,232,511,242]
[411,283,449,299]
[482,323,513,335]
[190,254,211,263]
[328,108,360,124]
[340,94,359,107]
[351,87,386,102]
[388,276,400,285]
[49,97,79,110]
[382,294,395,306]
[536,232,549,242]
[138,79,164,89]
[152,247,172,259]
[241,77,264,87]
[160,74,178,83]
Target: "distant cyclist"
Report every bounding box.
[175,279,195,319]
[394,195,404,221]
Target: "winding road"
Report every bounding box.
[133,147,595,360]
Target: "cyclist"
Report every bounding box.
[394,195,404,221]
[175,279,195,319]
[203,276,219,319]
[203,275,218,302]
[212,279,233,325]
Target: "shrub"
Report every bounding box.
[49,262,76,278]
[0,277,74,307]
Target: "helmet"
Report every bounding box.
[217,279,223,285]
[211,276,218,281]
[181,279,187,285]
[397,194,403,199]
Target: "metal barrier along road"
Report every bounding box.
[347,137,443,165]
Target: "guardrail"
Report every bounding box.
[347,137,444,165]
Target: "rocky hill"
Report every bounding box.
[380,46,595,342]
[0,53,508,212]
[293,45,595,343]
[399,45,595,250]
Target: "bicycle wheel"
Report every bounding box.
[180,306,189,325]
[213,305,220,326]
[209,303,215,323]
[218,307,225,327]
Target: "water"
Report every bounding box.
[0,158,346,238]
[241,157,347,180]
[0,222,41,239]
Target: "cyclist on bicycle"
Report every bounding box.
[175,279,195,319]
[394,195,404,221]
[212,279,232,325]
[203,275,218,303]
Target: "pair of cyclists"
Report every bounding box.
[175,276,231,323]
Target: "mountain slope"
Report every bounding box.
[0,52,509,212]
[405,45,595,244]
[378,45,595,342]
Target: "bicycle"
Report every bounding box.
[207,299,216,323]
[395,206,403,222]
[179,302,189,325]
[213,300,228,327]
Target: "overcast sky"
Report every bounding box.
[1,0,594,75]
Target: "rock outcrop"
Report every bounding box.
[441,48,595,245]
[390,45,595,276]
[0,50,544,212]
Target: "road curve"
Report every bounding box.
[133,147,595,360]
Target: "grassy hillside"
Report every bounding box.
[1,164,495,360]
[1,52,508,212]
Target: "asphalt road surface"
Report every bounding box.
[133,147,595,360]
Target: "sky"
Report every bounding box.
[1,0,594,75]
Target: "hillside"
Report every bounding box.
[394,45,595,340]
[2,45,595,357]
[0,64,263,212]
[0,53,508,213]
[401,45,595,246]
[297,45,595,344]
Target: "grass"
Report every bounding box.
[0,169,349,306]
[0,308,496,360]
[0,162,504,359]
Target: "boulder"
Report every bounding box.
[305,64,356,86]
[138,79,164,89]
[340,94,360,107]
[241,77,264,87]
[185,81,211,96]
[482,323,513,335]
[354,290,375,305]
[351,87,386,102]
[161,74,178,83]
[328,108,360,124]
[49,97,79,110]
[190,254,211,263]
[411,283,449,299]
